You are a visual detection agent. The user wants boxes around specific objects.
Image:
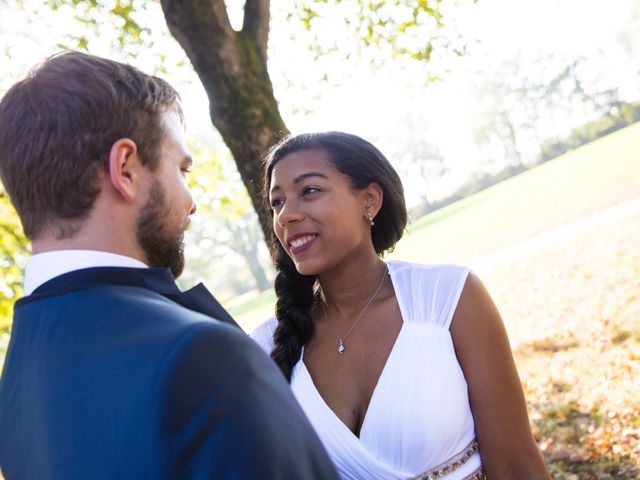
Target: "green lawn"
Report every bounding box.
[231,123,640,332]
[392,122,640,265]
[229,289,276,331]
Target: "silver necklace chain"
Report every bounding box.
[320,264,388,355]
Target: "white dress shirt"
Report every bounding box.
[23,250,148,296]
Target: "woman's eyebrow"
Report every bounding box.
[270,172,329,194]
[293,172,329,183]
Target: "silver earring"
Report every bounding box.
[366,212,375,226]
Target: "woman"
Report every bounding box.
[251,132,550,479]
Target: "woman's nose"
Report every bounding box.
[277,200,303,227]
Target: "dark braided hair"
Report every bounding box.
[271,242,316,382]
[263,132,408,381]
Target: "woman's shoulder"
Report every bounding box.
[387,260,470,282]
[387,260,471,328]
[249,316,278,354]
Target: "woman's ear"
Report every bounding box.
[363,182,384,220]
[108,138,141,203]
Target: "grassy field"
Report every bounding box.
[481,204,639,478]
[392,122,640,265]
[230,123,640,478]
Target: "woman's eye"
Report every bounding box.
[303,186,321,196]
[270,198,284,208]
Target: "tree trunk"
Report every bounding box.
[245,251,271,291]
[223,217,272,292]
[160,0,287,245]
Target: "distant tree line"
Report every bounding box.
[411,102,640,218]
[540,100,640,161]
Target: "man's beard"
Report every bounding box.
[136,180,186,278]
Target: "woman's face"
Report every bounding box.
[269,149,374,275]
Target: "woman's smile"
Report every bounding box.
[288,233,318,254]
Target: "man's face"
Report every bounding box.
[136,111,196,278]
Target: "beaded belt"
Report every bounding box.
[407,439,486,480]
[462,467,486,480]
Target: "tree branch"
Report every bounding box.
[242,0,270,62]
[160,0,242,76]
[160,0,287,245]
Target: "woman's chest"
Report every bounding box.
[295,325,476,471]
[303,315,403,436]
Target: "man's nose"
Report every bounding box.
[188,191,197,216]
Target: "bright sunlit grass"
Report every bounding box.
[391,122,640,265]
[229,289,276,332]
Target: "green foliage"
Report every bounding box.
[12,0,465,80]
[540,101,640,162]
[11,0,187,76]
[37,0,152,56]
[284,0,470,71]
[0,189,28,335]
[0,186,29,372]
[188,142,253,222]
[180,141,272,297]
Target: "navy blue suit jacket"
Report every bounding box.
[0,267,338,479]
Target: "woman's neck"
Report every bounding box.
[316,254,388,317]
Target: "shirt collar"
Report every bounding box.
[23,250,148,296]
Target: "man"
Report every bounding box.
[0,52,338,479]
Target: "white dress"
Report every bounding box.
[251,261,485,480]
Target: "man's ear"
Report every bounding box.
[363,182,384,218]
[108,138,141,203]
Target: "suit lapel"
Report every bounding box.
[21,267,240,328]
[173,283,237,326]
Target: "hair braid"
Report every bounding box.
[270,242,316,382]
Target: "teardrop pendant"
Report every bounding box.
[338,341,345,354]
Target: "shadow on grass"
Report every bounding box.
[516,336,579,355]
[533,401,639,479]
[611,329,640,345]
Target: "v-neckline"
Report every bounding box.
[299,261,408,441]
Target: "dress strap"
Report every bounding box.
[407,438,484,480]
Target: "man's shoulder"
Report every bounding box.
[97,285,248,349]
[17,281,242,350]
[153,315,339,480]
[162,311,258,360]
